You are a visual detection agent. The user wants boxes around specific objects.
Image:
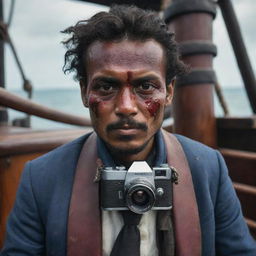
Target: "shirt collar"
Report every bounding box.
[97,130,167,168]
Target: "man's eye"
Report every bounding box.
[100,84,113,91]
[138,83,155,91]
[94,83,115,93]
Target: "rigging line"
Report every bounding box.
[0,21,7,41]
[1,4,33,108]
[4,25,33,98]
[214,82,229,116]
[7,0,15,27]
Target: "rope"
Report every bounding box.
[0,20,33,99]
[1,6,33,126]
[6,32,33,98]
[7,0,16,27]
[0,21,8,41]
[214,82,230,116]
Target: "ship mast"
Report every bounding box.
[0,0,8,124]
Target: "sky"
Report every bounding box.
[3,0,256,90]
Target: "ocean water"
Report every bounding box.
[8,87,253,130]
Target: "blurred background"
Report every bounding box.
[3,0,256,128]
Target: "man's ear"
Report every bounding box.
[165,79,175,105]
[80,80,89,107]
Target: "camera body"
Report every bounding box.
[100,161,173,214]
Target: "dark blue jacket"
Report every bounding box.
[1,133,256,255]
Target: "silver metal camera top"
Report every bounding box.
[116,166,126,170]
[160,163,169,168]
[128,161,152,173]
[105,167,113,170]
[124,161,154,187]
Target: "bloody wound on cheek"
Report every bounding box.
[145,99,160,117]
[88,95,102,116]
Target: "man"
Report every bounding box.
[1,5,256,256]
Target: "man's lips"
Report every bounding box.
[114,128,140,135]
[112,125,141,134]
[115,124,137,130]
[106,118,148,132]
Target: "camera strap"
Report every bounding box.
[67,131,201,256]
[67,132,102,256]
[161,129,201,256]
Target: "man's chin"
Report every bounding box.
[105,141,149,155]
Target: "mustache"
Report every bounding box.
[106,118,148,132]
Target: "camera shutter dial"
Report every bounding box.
[156,187,164,197]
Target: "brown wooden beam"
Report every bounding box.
[233,182,256,222]
[217,117,256,152]
[0,88,91,127]
[217,117,256,129]
[220,148,256,186]
[165,1,217,147]
[0,127,92,156]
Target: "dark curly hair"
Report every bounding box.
[62,5,186,85]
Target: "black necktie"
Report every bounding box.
[110,211,142,256]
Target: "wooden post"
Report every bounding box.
[164,0,217,147]
[0,0,8,124]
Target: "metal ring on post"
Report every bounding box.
[164,0,217,22]
[179,40,217,57]
[176,69,217,87]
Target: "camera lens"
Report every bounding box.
[125,180,156,214]
[132,190,149,206]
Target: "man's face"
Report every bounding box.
[80,39,173,155]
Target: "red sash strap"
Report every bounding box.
[67,131,201,255]
[162,129,201,256]
[67,133,102,256]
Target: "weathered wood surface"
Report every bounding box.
[0,127,91,247]
[220,148,256,186]
[0,152,43,247]
[218,117,256,152]
[167,12,216,147]
[0,127,91,156]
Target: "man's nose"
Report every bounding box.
[114,86,138,116]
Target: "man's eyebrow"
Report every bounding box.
[92,76,121,84]
[132,75,160,84]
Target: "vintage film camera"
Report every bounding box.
[100,161,177,214]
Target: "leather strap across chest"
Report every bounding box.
[67,131,201,256]
[161,129,201,255]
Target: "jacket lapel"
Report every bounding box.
[67,132,102,256]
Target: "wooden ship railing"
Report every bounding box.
[0,0,256,247]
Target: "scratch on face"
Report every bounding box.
[145,99,161,117]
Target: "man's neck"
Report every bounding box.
[108,138,154,168]
[96,131,167,169]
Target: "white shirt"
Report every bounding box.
[102,210,158,256]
